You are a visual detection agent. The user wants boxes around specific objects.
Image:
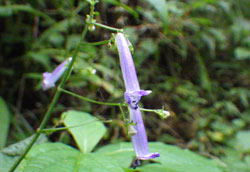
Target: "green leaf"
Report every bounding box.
[0,5,53,22]
[201,33,215,57]
[0,6,12,16]
[17,143,124,172]
[78,153,124,172]
[235,47,250,60]
[1,134,47,156]
[138,164,177,172]
[17,143,80,172]
[145,0,169,26]
[0,134,47,171]
[141,142,223,172]
[222,148,250,172]
[27,52,50,68]
[235,130,250,152]
[0,153,18,172]
[96,142,134,168]
[97,142,223,172]
[0,97,11,149]
[103,0,139,18]
[62,110,106,153]
[196,56,212,93]
[66,34,81,50]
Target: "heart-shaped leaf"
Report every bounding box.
[62,110,106,153]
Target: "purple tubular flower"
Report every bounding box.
[42,57,72,90]
[115,33,160,160]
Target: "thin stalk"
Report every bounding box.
[60,88,126,107]
[119,104,127,122]
[80,40,110,46]
[61,88,162,115]
[139,108,156,113]
[93,22,123,32]
[41,119,113,133]
[9,23,89,172]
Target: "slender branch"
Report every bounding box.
[119,104,127,122]
[60,88,126,107]
[140,107,170,119]
[93,22,123,32]
[80,39,110,46]
[41,119,113,134]
[139,108,156,113]
[61,88,167,117]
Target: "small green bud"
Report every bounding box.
[88,24,96,31]
[128,125,137,136]
[155,109,170,119]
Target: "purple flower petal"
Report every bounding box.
[42,72,55,90]
[116,33,159,162]
[42,57,72,91]
[125,90,152,109]
[130,108,159,160]
[138,152,160,160]
[115,33,140,92]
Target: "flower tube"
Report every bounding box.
[115,33,160,161]
[42,57,72,90]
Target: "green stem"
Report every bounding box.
[41,119,113,134]
[119,104,127,122]
[61,88,164,116]
[93,22,123,32]
[139,108,156,113]
[60,88,126,107]
[9,21,89,172]
[140,107,170,119]
[80,39,110,46]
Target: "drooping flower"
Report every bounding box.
[115,33,160,161]
[42,57,72,90]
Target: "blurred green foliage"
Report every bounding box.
[0,0,250,171]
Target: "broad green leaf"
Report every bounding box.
[17,143,80,172]
[0,134,47,171]
[235,130,250,152]
[17,143,124,172]
[96,142,134,168]
[97,142,223,172]
[78,153,124,172]
[142,142,223,172]
[222,148,250,172]
[0,97,11,149]
[62,110,106,153]
[138,164,177,172]
[1,134,47,156]
[0,153,19,172]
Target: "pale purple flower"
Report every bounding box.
[115,33,160,161]
[42,57,72,90]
